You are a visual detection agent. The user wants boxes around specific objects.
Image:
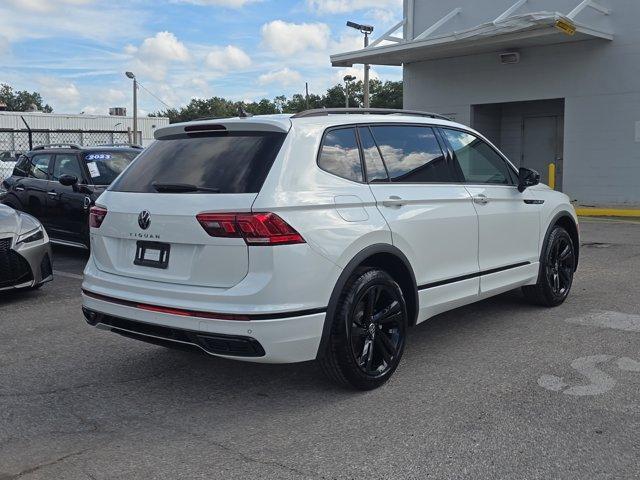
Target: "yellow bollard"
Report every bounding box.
[548,163,556,190]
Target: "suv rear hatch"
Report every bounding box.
[90,119,289,289]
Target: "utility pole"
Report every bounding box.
[305,82,310,110]
[125,72,138,145]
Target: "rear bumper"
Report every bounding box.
[82,292,326,363]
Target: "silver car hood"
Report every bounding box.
[0,204,40,236]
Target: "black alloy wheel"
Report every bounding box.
[320,268,408,390]
[545,234,575,298]
[349,284,404,377]
[523,226,576,307]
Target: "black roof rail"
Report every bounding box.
[95,143,144,149]
[32,143,81,151]
[291,108,451,120]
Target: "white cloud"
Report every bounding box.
[138,32,190,63]
[5,0,93,13]
[330,33,365,54]
[258,68,303,86]
[261,20,330,56]
[306,0,401,14]
[125,32,190,81]
[205,45,251,72]
[0,35,9,56]
[36,77,81,110]
[105,89,126,104]
[334,66,379,83]
[173,0,261,6]
[0,2,143,44]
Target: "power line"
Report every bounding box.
[137,81,173,110]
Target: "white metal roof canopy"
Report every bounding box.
[331,2,613,67]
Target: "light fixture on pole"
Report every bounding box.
[346,21,374,108]
[343,75,356,108]
[125,71,138,145]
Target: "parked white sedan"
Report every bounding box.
[0,204,53,291]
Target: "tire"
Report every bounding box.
[319,267,408,390]
[523,226,576,307]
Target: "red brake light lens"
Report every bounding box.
[196,212,305,245]
[89,206,107,228]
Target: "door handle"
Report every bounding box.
[382,196,407,208]
[47,191,59,199]
[15,186,25,191]
[473,194,489,205]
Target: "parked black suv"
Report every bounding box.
[0,144,141,249]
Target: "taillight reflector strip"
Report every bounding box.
[196,212,305,245]
[90,206,107,228]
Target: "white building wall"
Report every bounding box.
[403,0,640,206]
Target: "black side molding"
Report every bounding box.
[418,262,531,290]
[524,199,545,205]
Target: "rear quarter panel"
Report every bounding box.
[253,123,392,269]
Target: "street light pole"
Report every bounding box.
[363,32,370,109]
[343,75,356,108]
[125,72,138,145]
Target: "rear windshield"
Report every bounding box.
[110,132,286,194]
[84,151,139,185]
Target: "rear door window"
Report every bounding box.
[84,151,138,185]
[369,125,453,183]
[111,132,286,193]
[29,154,52,180]
[318,128,364,183]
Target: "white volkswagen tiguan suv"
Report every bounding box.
[82,108,578,390]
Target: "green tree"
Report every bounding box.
[370,80,403,109]
[151,79,403,122]
[0,84,53,112]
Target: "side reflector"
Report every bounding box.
[196,212,305,246]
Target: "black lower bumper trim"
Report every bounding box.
[84,309,265,357]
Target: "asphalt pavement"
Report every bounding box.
[1,218,639,479]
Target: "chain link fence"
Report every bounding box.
[0,129,133,181]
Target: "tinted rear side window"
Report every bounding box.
[111,132,286,194]
[369,125,452,183]
[318,128,363,183]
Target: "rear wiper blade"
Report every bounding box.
[152,182,221,193]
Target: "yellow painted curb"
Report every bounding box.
[576,208,640,217]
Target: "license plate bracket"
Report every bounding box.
[134,241,170,269]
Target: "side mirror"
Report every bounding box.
[59,174,79,187]
[518,167,540,193]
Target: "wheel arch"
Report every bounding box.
[544,211,580,270]
[316,244,418,360]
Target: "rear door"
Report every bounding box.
[48,153,89,243]
[362,124,480,317]
[93,130,286,288]
[19,153,52,224]
[440,127,541,293]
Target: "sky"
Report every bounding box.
[0,0,403,115]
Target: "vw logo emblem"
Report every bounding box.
[138,210,151,230]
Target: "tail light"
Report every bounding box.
[90,206,107,228]
[196,212,305,246]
